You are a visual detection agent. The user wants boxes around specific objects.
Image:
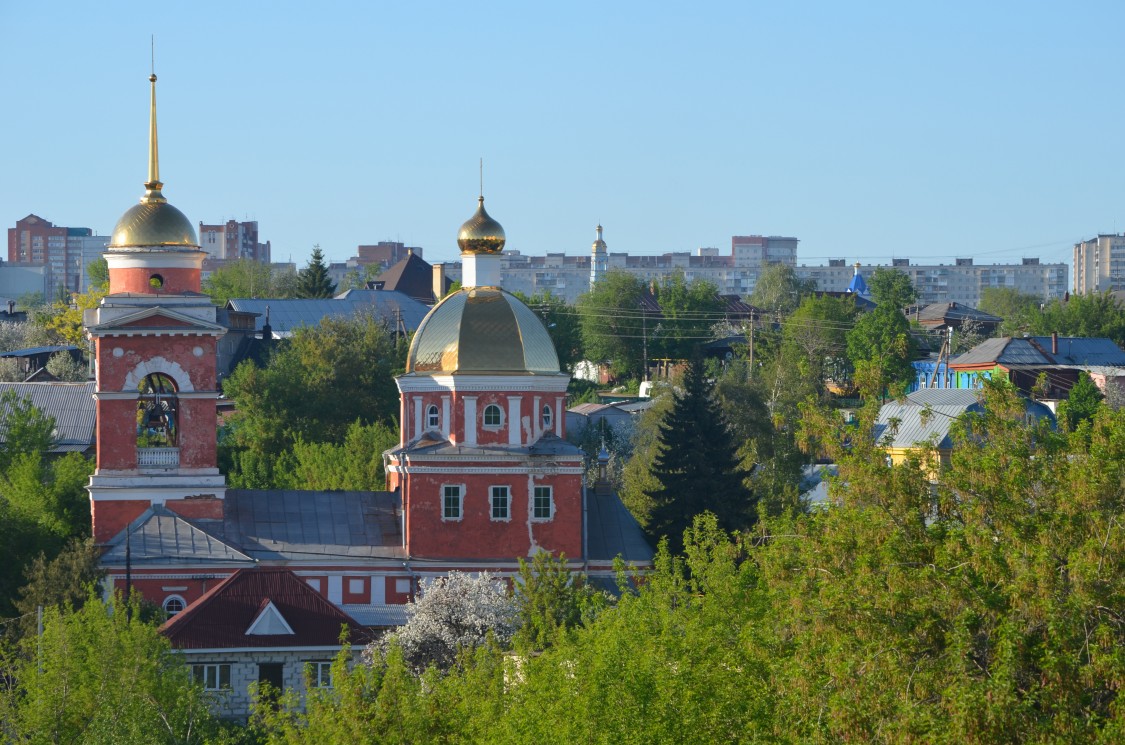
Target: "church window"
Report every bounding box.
[192,663,231,690]
[483,404,503,428]
[137,373,178,448]
[533,486,554,520]
[442,485,463,520]
[542,405,553,429]
[490,486,510,521]
[163,595,186,618]
[426,405,439,429]
[149,273,164,289]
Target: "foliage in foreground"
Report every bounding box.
[252,382,1125,743]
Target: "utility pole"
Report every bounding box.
[641,304,648,382]
[747,310,755,379]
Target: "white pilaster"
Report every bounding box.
[463,397,477,446]
[413,397,423,442]
[508,396,522,446]
[441,396,451,440]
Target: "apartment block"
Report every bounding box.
[796,257,1067,306]
[198,220,271,263]
[1073,234,1125,295]
[7,214,110,293]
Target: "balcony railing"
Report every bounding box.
[138,447,180,469]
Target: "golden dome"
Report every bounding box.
[457,197,506,255]
[109,73,199,250]
[405,287,560,374]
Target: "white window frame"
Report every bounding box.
[442,484,463,521]
[162,594,187,618]
[490,485,511,522]
[482,404,503,429]
[426,404,439,429]
[192,663,231,691]
[533,485,554,521]
[542,404,553,429]
[308,661,333,688]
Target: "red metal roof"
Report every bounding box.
[160,567,370,649]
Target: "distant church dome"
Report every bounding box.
[456,197,506,255]
[109,74,199,250]
[405,287,560,374]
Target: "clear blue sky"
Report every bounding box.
[3,1,1123,269]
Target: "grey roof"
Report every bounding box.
[0,345,78,358]
[227,292,430,337]
[0,382,96,452]
[340,603,411,628]
[585,490,654,564]
[101,506,254,566]
[916,302,1001,326]
[952,336,1125,368]
[873,391,1055,450]
[223,489,405,561]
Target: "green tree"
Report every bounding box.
[846,300,917,400]
[220,314,404,487]
[42,284,106,347]
[513,290,583,373]
[576,270,647,379]
[86,257,109,291]
[512,552,606,653]
[1057,371,1104,432]
[867,266,918,310]
[978,286,1042,337]
[0,595,219,744]
[203,258,299,305]
[1032,291,1125,347]
[749,262,815,315]
[781,293,858,398]
[46,350,87,381]
[8,538,104,642]
[653,273,724,360]
[295,245,337,299]
[277,420,398,491]
[645,356,754,552]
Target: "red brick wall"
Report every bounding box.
[108,266,201,295]
[93,499,151,543]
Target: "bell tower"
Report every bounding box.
[86,73,226,544]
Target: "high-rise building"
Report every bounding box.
[7,214,110,293]
[1073,234,1125,295]
[197,220,271,262]
[796,257,1066,306]
[356,241,420,269]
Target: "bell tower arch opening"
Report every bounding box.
[137,372,178,448]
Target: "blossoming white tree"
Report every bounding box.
[372,571,517,672]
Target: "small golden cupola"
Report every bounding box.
[456,196,506,255]
[105,73,206,295]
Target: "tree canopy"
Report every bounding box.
[512,290,583,373]
[749,262,815,315]
[203,259,299,305]
[295,245,337,299]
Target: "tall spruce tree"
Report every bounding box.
[646,356,754,552]
[296,244,337,298]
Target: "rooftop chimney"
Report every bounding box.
[1051,331,1058,355]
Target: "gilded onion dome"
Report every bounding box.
[405,287,560,374]
[592,224,607,251]
[109,74,199,250]
[456,197,506,255]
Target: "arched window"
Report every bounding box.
[426,405,439,429]
[137,372,178,447]
[163,595,186,618]
[149,273,164,289]
[483,404,503,428]
[542,404,553,429]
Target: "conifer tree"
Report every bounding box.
[296,244,337,298]
[646,356,754,552]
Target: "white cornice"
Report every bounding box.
[396,374,570,394]
[388,464,584,475]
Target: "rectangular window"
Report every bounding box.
[192,663,231,691]
[490,486,510,521]
[309,661,332,688]
[348,578,364,595]
[443,485,462,520]
[533,486,553,520]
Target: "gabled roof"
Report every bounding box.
[245,600,295,635]
[0,382,96,453]
[914,302,1002,329]
[951,336,1125,369]
[377,252,437,304]
[873,389,1054,450]
[160,567,369,649]
[100,505,255,566]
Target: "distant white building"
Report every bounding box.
[1073,234,1125,295]
[797,257,1066,306]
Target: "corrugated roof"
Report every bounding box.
[585,490,654,564]
[916,302,1001,326]
[874,391,1055,449]
[161,567,370,649]
[1028,336,1125,366]
[0,382,96,452]
[224,490,405,561]
[952,336,1125,368]
[0,345,78,358]
[227,292,430,336]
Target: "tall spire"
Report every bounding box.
[144,72,165,203]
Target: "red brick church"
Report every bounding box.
[88,73,650,715]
